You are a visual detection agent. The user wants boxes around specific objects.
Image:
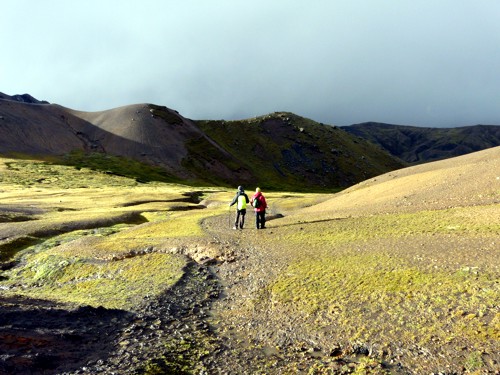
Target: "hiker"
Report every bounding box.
[229,186,249,229]
[251,187,267,229]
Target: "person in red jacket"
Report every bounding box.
[250,187,267,229]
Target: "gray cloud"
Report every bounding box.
[2,0,500,127]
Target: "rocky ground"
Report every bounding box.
[0,259,218,375]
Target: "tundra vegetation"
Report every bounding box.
[0,154,498,374]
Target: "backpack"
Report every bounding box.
[252,195,261,208]
[237,194,247,210]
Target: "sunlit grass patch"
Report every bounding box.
[285,205,500,247]
[90,206,228,254]
[6,226,131,261]
[268,253,500,349]
[0,156,228,312]
[126,210,214,238]
[5,252,187,310]
[29,197,229,260]
[1,209,145,242]
[0,158,140,188]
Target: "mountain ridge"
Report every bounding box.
[3,91,499,189]
[0,92,405,190]
[342,121,500,164]
[1,92,499,373]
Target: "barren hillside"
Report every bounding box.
[67,104,212,178]
[302,145,500,216]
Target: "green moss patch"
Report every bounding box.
[5,252,187,310]
[286,205,500,247]
[269,252,499,351]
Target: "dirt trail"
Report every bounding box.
[196,213,406,374]
[199,202,500,374]
[1,209,385,374]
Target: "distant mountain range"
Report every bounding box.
[342,122,500,164]
[1,92,498,190]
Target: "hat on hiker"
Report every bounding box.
[256,187,261,193]
[238,185,244,192]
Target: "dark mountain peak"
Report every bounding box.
[0,92,49,104]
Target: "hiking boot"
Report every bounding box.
[232,226,238,230]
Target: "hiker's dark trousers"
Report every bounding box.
[255,210,266,229]
[235,209,246,228]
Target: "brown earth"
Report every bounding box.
[303,144,500,216]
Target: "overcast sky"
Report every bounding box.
[2,1,500,127]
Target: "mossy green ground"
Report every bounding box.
[1,156,499,373]
[0,157,227,310]
[255,205,499,371]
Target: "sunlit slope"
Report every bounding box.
[300,145,500,217]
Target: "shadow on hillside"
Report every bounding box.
[270,217,348,228]
[119,191,208,208]
[0,296,133,375]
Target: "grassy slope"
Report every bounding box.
[268,207,499,346]
[196,113,405,191]
[249,149,500,372]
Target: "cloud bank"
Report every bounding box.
[2,1,500,126]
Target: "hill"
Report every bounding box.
[195,113,404,190]
[301,144,500,215]
[342,122,500,164]
[0,93,405,190]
